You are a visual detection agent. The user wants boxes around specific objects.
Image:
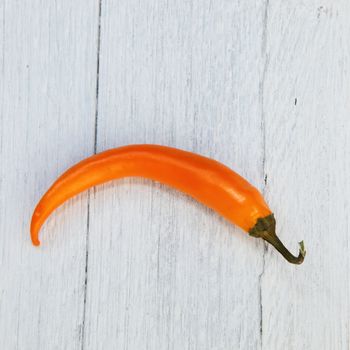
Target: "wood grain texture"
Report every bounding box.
[83,1,267,349]
[0,1,99,349]
[1,0,350,349]
[262,1,350,349]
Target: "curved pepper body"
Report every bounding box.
[30,144,305,264]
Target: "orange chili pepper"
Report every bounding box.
[31,144,305,264]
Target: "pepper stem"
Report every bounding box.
[249,214,306,265]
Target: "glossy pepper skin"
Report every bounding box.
[31,144,305,264]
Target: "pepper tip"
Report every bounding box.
[30,229,41,246]
[33,240,40,246]
[31,236,41,246]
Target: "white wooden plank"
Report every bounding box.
[262,1,350,349]
[4,0,348,348]
[84,1,268,349]
[0,1,99,349]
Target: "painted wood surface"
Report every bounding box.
[0,1,99,349]
[0,1,349,349]
[262,2,350,349]
[84,1,266,349]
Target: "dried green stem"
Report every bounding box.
[249,214,306,265]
